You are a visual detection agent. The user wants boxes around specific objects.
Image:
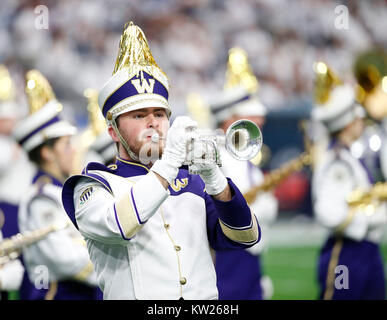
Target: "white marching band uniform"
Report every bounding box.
[12,72,100,299]
[17,177,98,287]
[312,143,387,243]
[311,78,387,299]
[71,167,221,300]
[62,23,260,300]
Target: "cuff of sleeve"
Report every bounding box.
[219,214,260,244]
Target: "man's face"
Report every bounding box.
[348,117,365,142]
[51,135,75,177]
[113,107,170,162]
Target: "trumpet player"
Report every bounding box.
[311,62,387,300]
[12,70,101,300]
[61,22,261,300]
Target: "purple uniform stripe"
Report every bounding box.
[113,203,131,241]
[130,187,146,224]
[19,116,60,145]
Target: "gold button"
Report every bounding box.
[164,224,170,229]
[174,245,181,251]
[180,277,187,285]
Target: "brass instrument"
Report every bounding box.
[71,88,107,174]
[243,118,314,205]
[313,61,343,105]
[0,221,68,266]
[25,70,61,114]
[0,65,15,102]
[354,49,387,121]
[243,152,311,205]
[346,182,387,215]
[224,47,259,93]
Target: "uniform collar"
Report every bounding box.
[114,157,151,177]
[32,169,63,188]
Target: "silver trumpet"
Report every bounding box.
[152,119,263,174]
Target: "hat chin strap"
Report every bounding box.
[111,119,140,162]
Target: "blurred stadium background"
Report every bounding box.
[1,0,387,299]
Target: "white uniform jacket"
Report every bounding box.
[62,158,261,300]
[18,170,98,287]
[312,141,387,243]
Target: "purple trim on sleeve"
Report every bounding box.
[113,203,131,241]
[62,173,113,230]
[130,187,146,224]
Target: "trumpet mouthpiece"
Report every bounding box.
[151,133,160,143]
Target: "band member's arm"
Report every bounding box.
[25,196,97,285]
[205,178,261,250]
[313,160,369,240]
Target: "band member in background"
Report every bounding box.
[208,48,278,300]
[13,70,101,300]
[311,62,387,300]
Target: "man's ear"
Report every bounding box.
[108,125,120,143]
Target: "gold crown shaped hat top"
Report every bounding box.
[313,61,343,105]
[12,70,76,152]
[25,69,61,114]
[311,61,365,133]
[212,47,266,118]
[100,21,170,122]
[113,22,167,78]
[84,88,106,136]
[224,47,259,93]
[0,65,15,102]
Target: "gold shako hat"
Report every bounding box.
[98,21,170,124]
[12,70,76,152]
[210,47,266,124]
[311,61,365,133]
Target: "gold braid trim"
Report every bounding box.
[73,261,95,282]
[323,238,343,300]
[219,213,259,244]
[115,193,143,239]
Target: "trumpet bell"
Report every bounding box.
[225,119,263,161]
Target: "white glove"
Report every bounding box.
[200,164,228,195]
[187,139,228,195]
[151,116,198,184]
[0,259,25,291]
